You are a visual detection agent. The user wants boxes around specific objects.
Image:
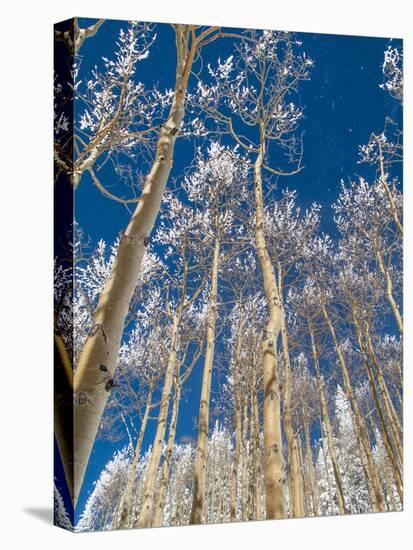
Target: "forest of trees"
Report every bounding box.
[54,20,403,531]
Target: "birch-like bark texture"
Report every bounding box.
[309,324,346,515]
[152,379,181,527]
[376,137,403,238]
[230,310,244,521]
[252,372,263,520]
[241,393,249,520]
[364,323,403,459]
[114,382,153,529]
[190,235,220,524]
[320,421,335,511]
[374,239,403,334]
[56,28,403,531]
[253,149,285,519]
[280,308,304,518]
[321,303,386,512]
[137,311,181,528]
[349,310,403,501]
[303,412,318,516]
[54,17,105,55]
[71,26,200,505]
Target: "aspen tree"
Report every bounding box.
[230,307,244,521]
[195,31,312,518]
[72,25,226,504]
[153,341,203,527]
[137,195,209,528]
[320,302,385,512]
[190,235,220,524]
[55,17,104,55]
[309,324,346,515]
[335,265,403,500]
[189,144,249,524]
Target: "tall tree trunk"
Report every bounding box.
[252,372,263,520]
[320,304,385,512]
[249,367,262,520]
[364,322,403,461]
[152,380,181,527]
[374,238,403,333]
[303,411,318,516]
[72,27,198,505]
[320,421,335,514]
[248,386,256,520]
[309,323,346,515]
[368,415,398,512]
[137,310,181,528]
[376,138,403,238]
[352,315,403,502]
[297,436,307,516]
[241,393,249,521]
[115,382,153,529]
[280,302,303,518]
[190,234,220,524]
[253,146,285,519]
[230,309,244,521]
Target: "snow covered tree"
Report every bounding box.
[194,30,312,519]
[54,484,72,530]
[186,142,250,524]
[70,24,239,504]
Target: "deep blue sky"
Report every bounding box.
[67,18,402,518]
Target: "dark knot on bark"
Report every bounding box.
[74,391,90,407]
[105,378,119,392]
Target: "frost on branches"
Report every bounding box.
[54,21,403,530]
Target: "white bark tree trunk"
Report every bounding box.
[321,303,385,512]
[137,311,181,528]
[71,27,197,505]
[190,234,220,524]
[280,305,303,518]
[152,380,181,527]
[230,309,244,521]
[253,148,285,519]
[309,324,346,515]
[114,382,153,529]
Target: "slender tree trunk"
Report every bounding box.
[309,323,346,515]
[321,304,385,512]
[230,391,242,521]
[352,316,403,502]
[369,415,398,512]
[253,146,285,519]
[252,374,263,520]
[297,436,307,516]
[137,311,181,528]
[248,387,256,520]
[115,383,154,528]
[190,234,220,524]
[152,380,181,527]
[230,308,244,521]
[241,393,249,521]
[320,421,335,515]
[71,28,199,505]
[364,322,403,460]
[280,304,303,518]
[303,412,318,516]
[375,239,403,333]
[377,139,403,238]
